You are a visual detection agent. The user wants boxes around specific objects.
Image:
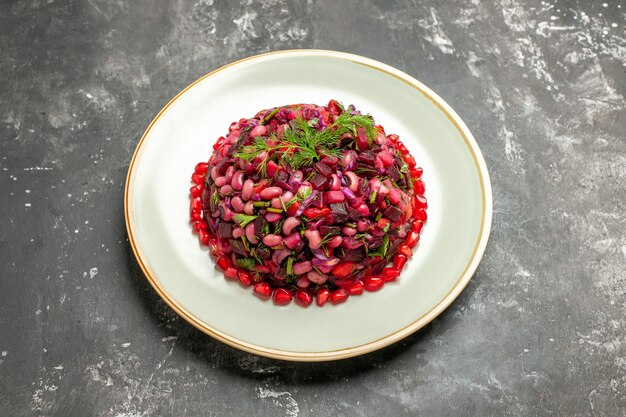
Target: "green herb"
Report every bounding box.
[375,212,382,221]
[235,258,256,270]
[235,106,378,171]
[369,234,390,258]
[233,137,272,177]
[382,223,390,233]
[284,186,311,209]
[233,213,257,227]
[279,196,287,212]
[262,108,280,124]
[241,235,250,252]
[267,207,283,213]
[382,234,390,256]
[253,201,269,208]
[274,218,285,234]
[319,233,336,246]
[369,191,377,204]
[250,248,263,264]
[286,257,294,275]
[210,191,221,206]
[262,221,270,235]
[356,166,377,176]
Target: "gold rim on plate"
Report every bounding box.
[124,49,493,361]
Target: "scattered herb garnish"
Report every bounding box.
[369,234,390,258]
[241,235,250,252]
[285,186,311,209]
[236,258,257,270]
[262,108,279,124]
[235,107,378,172]
[210,191,221,206]
[233,213,257,227]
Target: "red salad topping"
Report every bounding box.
[189,100,427,306]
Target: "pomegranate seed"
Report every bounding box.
[189,197,202,214]
[387,134,399,144]
[330,288,349,304]
[414,194,428,209]
[382,267,401,282]
[273,288,292,305]
[224,267,238,280]
[216,256,231,271]
[393,255,408,270]
[191,173,205,185]
[411,221,423,234]
[208,239,219,256]
[410,167,423,178]
[253,282,272,300]
[316,288,331,306]
[413,179,425,195]
[294,289,313,307]
[332,262,356,278]
[327,99,342,115]
[414,208,428,222]
[194,162,208,174]
[397,142,407,153]
[398,244,413,257]
[364,276,384,291]
[190,210,203,222]
[198,229,210,245]
[405,231,420,247]
[348,281,364,295]
[237,270,252,287]
[192,220,208,233]
[213,137,224,150]
[404,154,416,168]
[190,184,203,198]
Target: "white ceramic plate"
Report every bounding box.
[125,50,492,361]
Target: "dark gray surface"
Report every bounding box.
[1,0,625,416]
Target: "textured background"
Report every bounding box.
[1,0,625,416]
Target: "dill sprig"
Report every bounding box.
[234,106,378,173]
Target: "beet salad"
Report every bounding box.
[189,100,427,307]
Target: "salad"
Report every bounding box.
[189,100,427,307]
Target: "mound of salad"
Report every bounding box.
[189,100,427,307]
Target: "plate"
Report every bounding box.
[125,50,492,361]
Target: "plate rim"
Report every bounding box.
[125,49,493,361]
